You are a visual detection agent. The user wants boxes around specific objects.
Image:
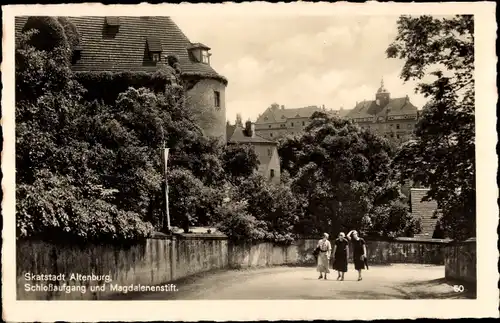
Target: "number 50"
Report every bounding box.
[453,285,465,292]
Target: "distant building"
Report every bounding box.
[15,16,228,140]
[345,79,419,144]
[227,121,281,184]
[254,103,346,140]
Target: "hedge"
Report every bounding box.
[75,69,177,104]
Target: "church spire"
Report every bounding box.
[375,77,390,106]
[377,77,388,94]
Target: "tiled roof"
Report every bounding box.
[226,123,236,142]
[347,97,418,119]
[410,188,440,239]
[338,108,352,118]
[15,16,227,84]
[146,35,162,52]
[228,126,276,144]
[189,42,210,50]
[256,105,326,124]
[104,16,120,27]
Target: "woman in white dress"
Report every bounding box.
[316,233,332,280]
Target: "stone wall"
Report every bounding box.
[228,238,447,268]
[444,238,476,283]
[17,234,228,300]
[17,236,450,300]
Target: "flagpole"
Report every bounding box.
[159,122,171,233]
[163,144,171,232]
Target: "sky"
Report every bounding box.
[172,15,429,124]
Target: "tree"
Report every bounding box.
[387,15,475,240]
[222,143,259,181]
[16,27,223,241]
[22,16,69,53]
[278,112,416,237]
[234,174,302,243]
[216,199,267,243]
[277,134,304,178]
[15,31,154,242]
[167,169,206,233]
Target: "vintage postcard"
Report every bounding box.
[2,2,498,321]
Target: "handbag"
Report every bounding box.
[312,246,320,257]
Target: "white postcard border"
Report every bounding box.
[2,2,498,321]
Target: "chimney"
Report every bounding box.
[281,105,285,110]
[245,120,254,137]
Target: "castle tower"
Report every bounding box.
[15,16,228,141]
[375,78,390,107]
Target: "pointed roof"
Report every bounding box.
[14,16,227,85]
[377,77,389,94]
[347,97,418,119]
[256,105,327,124]
[226,123,236,142]
[338,108,353,118]
[228,126,276,168]
[228,125,276,144]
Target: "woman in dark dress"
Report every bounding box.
[347,230,367,281]
[332,232,349,280]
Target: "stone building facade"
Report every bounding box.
[254,103,346,140]
[227,121,281,184]
[15,16,228,140]
[345,80,419,144]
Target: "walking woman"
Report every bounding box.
[332,232,349,280]
[347,230,367,281]
[316,233,332,280]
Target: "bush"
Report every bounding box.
[57,17,80,50]
[16,174,154,243]
[368,200,421,238]
[23,16,68,52]
[216,200,267,243]
[75,70,177,104]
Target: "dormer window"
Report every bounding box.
[103,17,120,38]
[188,43,212,65]
[71,45,82,64]
[146,36,163,63]
[105,16,120,27]
[202,50,210,64]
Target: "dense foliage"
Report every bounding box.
[222,143,260,181]
[75,70,177,104]
[16,30,154,242]
[23,16,69,53]
[387,15,475,240]
[278,112,420,238]
[16,16,430,245]
[216,174,301,244]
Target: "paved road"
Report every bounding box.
[117,264,475,300]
